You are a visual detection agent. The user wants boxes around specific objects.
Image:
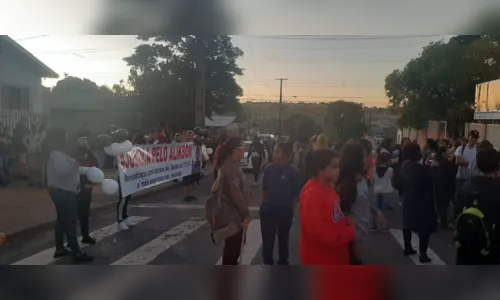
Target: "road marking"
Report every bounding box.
[215,219,262,265]
[131,203,260,211]
[12,216,150,265]
[111,218,206,265]
[389,229,446,265]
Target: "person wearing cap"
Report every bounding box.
[453,130,479,220]
[74,137,99,244]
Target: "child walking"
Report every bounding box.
[372,152,393,232]
[260,142,301,265]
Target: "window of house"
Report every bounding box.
[1,85,30,110]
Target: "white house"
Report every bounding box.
[0,35,59,128]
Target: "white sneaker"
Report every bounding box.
[123,218,135,227]
[118,222,130,231]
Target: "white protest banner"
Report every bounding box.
[117,142,196,197]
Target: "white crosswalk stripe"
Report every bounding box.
[388,229,446,265]
[11,216,150,265]
[130,203,261,211]
[111,218,206,265]
[215,219,262,265]
[8,213,448,266]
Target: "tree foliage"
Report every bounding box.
[325,101,367,141]
[282,114,322,141]
[123,35,244,129]
[51,74,114,96]
[385,35,500,134]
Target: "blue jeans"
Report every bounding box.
[49,188,81,254]
[375,193,388,211]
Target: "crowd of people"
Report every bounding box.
[209,129,500,266]
[0,118,49,187]
[3,118,500,266]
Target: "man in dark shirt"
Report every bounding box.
[260,142,301,265]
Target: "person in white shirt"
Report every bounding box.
[453,130,479,220]
[372,152,394,232]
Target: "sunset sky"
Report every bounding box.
[10,35,449,107]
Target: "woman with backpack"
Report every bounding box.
[208,137,251,265]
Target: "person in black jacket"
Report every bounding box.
[400,142,437,263]
[432,145,456,229]
[74,137,99,244]
[247,136,266,186]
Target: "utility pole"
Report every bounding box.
[194,36,206,128]
[276,78,288,136]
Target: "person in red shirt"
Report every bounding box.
[300,149,356,265]
[157,129,167,144]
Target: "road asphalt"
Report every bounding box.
[0,173,458,265]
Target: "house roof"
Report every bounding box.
[2,36,59,78]
[205,116,237,127]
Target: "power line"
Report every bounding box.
[247,35,445,41]
[15,35,50,41]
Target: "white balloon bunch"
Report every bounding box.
[93,128,135,196]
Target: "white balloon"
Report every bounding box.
[207,148,214,155]
[105,141,133,157]
[87,167,105,183]
[104,145,116,156]
[78,166,90,175]
[119,140,133,154]
[101,178,119,195]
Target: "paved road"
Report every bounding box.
[0,173,458,265]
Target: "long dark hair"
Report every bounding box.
[376,152,391,178]
[304,149,338,179]
[337,144,365,213]
[219,137,242,165]
[44,127,68,153]
[379,138,393,152]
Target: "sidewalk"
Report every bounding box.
[0,168,213,238]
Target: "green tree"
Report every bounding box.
[112,79,135,96]
[51,74,114,96]
[124,35,244,129]
[385,35,500,133]
[325,101,367,141]
[282,114,322,141]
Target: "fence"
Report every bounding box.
[0,110,48,131]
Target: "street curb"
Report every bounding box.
[5,174,212,244]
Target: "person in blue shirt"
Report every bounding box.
[260,142,302,265]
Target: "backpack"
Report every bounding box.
[453,190,494,256]
[204,170,234,231]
